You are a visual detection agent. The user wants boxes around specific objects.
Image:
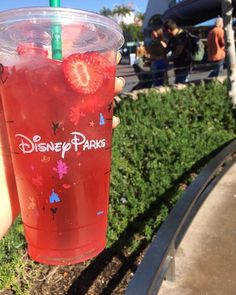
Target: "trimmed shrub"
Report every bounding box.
[108,81,236,248]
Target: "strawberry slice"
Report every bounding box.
[62,52,104,94]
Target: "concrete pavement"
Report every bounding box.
[158,162,236,295]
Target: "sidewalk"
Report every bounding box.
[117,64,227,93]
[158,162,236,295]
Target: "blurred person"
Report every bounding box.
[136,41,147,68]
[148,26,168,86]
[207,17,225,78]
[163,19,192,84]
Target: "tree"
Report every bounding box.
[99,5,144,42]
[134,12,144,26]
[113,4,133,17]
[112,4,133,24]
[222,0,236,107]
[99,7,113,17]
[122,23,144,42]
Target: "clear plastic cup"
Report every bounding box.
[0,93,19,232]
[0,7,124,265]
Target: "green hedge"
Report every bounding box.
[108,81,236,249]
[0,81,236,293]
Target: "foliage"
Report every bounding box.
[112,4,133,17]
[99,7,113,17]
[99,4,144,42]
[134,12,145,24]
[120,22,144,42]
[107,81,236,250]
[99,4,133,19]
[0,217,30,294]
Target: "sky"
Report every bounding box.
[0,0,147,13]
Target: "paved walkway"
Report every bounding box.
[158,162,236,295]
[117,64,227,93]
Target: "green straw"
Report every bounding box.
[50,0,62,60]
[50,0,60,6]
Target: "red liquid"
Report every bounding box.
[0,96,19,222]
[1,54,115,265]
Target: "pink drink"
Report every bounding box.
[0,93,19,223]
[0,7,123,265]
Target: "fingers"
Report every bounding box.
[115,51,125,94]
[112,52,124,129]
[112,116,120,129]
[116,51,122,64]
[114,77,125,94]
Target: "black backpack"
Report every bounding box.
[188,33,205,62]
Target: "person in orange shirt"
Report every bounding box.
[207,17,225,78]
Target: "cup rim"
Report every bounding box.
[0,6,124,50]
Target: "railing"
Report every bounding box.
[125,139,236,295]
[118,61,227,92]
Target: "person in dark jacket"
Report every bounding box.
[163,19,192,84]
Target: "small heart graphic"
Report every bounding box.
[63,184,71,189]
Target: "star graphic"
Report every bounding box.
[52,121,60,135]
[89,121,95,127]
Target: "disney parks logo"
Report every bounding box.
[15,132,106,159]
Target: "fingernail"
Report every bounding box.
[112,116,120,129]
